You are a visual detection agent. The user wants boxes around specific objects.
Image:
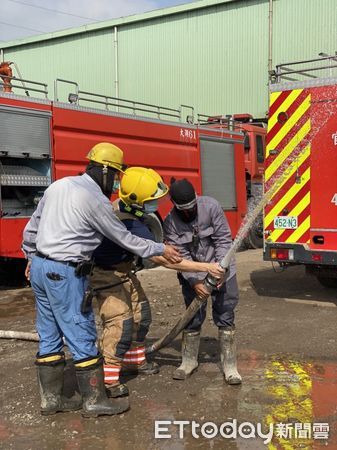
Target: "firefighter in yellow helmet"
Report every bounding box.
[92,167,224,398]
[22,143,183,419]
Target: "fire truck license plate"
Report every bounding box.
[274,216,298,229]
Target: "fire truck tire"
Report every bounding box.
[244,196,263,249]
[244,210,263,249]
[247,217,263,249]
[316,276,337,289]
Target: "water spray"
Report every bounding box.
[145,144,310,355]
[146,100,337,355]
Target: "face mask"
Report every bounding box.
[175,204,198,223]
[143,199,159,213]
[112,179,120,193]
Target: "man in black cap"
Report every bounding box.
[163,178,241,385]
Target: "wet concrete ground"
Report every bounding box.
[0,249,337,449]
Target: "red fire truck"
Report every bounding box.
[263,56,337,287]
[0,72,265,277]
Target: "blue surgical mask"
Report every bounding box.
[112,179,120,193]
[143,199,159,213]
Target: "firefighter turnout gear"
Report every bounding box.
[92,258,157,392]
[119,166,168,208]
[122,346,159,375]
[35,352,82,415]
[172,330,200,380]
[92,191,164,392]
[86,142,127,173]
[74,356,129,417]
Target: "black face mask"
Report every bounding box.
[86,163,116,198]
[175,204,198,223]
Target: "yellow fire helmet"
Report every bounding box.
[119,167,168,207]
[86,142,127,172]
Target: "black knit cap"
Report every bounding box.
[169,178,196,205]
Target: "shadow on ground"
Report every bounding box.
[250,264,337,304]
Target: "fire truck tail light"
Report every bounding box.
[270,248,294,260]
[311,253,323,262]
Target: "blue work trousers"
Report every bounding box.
[178,274,239,331]
[30,256,97,361]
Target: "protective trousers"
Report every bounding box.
[92,263,151,385]
[178,274,239,331]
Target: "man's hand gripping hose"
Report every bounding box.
[145,256,230,355]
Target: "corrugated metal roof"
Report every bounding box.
[1,0,238,49]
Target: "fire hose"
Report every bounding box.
[145,250,233,354]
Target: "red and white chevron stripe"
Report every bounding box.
[104,364,121,385]
[123,346,146,365]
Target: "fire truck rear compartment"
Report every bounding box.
[0,105,51,218]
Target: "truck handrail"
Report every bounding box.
[197,113,240,131]
[271,55,337,83]
[2,75,257,129]
[53,78,195,122]
[0,75,48,98]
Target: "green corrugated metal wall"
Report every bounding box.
[1,0,337,118]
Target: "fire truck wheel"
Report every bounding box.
[247,213,263,249]
[316,276,337,289]
[247,228,263,249]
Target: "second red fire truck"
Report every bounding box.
[264,56,337,288]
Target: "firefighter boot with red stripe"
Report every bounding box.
[104,364,129,398]
[172,330,200,380]
[219,327,242,385]
[122,343,159,375]
[75,357,130,418]
[36,352,82,416]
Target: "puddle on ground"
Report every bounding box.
[0,345,336,449]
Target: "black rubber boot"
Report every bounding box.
[172,330,200,380]
[36,360,82,416]
[76,360,130,418]
[122,360,159,375]
[106,383,129,398]
[219,327,242,385]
